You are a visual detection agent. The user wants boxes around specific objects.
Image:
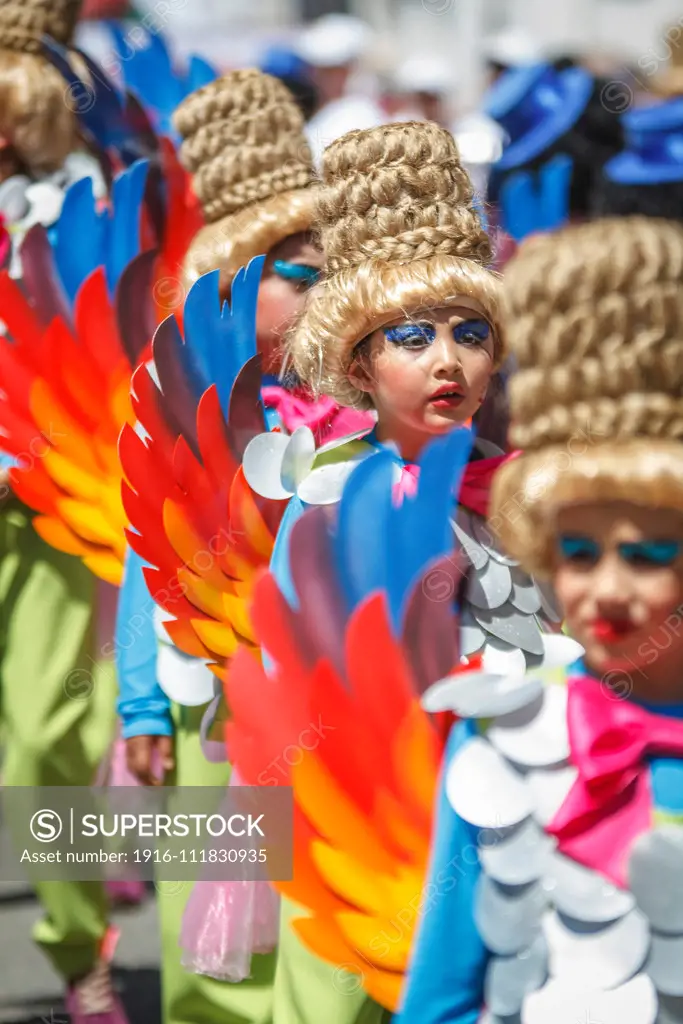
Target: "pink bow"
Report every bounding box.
[548,675,683,886]
[261,385,373,445]
[394,452,517,515]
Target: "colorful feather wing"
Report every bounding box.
[120,257,287,677]
[0,163,154,584]
[225,431,474,1009]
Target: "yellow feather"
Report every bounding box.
[191,618,239,658]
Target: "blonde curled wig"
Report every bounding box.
[173,69,317,298]
[491,216,683,578]
[0,0,83,173]
[286,121,502,410]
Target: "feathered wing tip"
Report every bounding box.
[119,258,287,686]
[42,36,158,170]
[499,153,573,242]
[152,137,204,322]
[225,431,478,1011]
[107,25,218,140]
[53,158,149,303]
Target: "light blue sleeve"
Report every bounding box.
[115,546,173,739]
[396,720,489,1024]
[268,493,308,610]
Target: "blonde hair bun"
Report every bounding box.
[0,0,81,53]
[174,69,317,297]
[288,121,500,409]
[492,216,683,577]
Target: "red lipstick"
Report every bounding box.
[429,383,465,408]
[591,618,636,642]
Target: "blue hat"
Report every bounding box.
[484,63,594,171]
[605,98,683,184]
[260,45,310,85]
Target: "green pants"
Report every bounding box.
[0,502,117,980]
[274,901,389,1024]
[159,703,276,1024]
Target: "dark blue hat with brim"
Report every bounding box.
[605,97,683,184]
[260,46,311,85]
[484,63,594,171]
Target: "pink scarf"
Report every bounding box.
[395,452,517,516]
[260,385,373,445]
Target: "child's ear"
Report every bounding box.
[347,355,377,396]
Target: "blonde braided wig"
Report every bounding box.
[491,216,683,577]
[0,0,83,173]
[286,121,501,410]
[174,69,317,296]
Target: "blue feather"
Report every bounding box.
[52,161,148,303]
[333,428,474,632]
[180,256,264,414]
[109,25,218,140]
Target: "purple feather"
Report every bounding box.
[19,226,71,327]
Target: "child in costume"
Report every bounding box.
[398,215,683,1024]
[0,2,128,1020]
[116,69,369,1024]
[238,121,562,1024]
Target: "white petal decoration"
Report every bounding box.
[485,936,548,1017]
[527,765,578,826]
[280,426,316,493]
[156,640,217,706]
[475,875,547,955]
[481,818,556,887]
[296,459,362,505]
[483,642,527,676]
[628,828,683,935]
[522,973,657,1024]
[648,933,683,996]
[544,851,635,922]
[543,906,650,991]
[242,431,294,500]
[0,174,30,220]
[467,558,513,610]
[446,737,532,829]
[539,633,584,668]
[316,425,375,454]
[421,668,542,719]
[488,685,570,768]
[23,181,65,228]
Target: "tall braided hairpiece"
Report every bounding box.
[287,122,501,409]
[0,0,83,173]
[491,216,683,577]
[173,69,317,297]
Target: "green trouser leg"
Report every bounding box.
[0,503,117,980]
[274,901,389,1024]
[158,703,276,1024]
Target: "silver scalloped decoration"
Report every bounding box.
[536,579,563,623]
[523,973,658,1024]
[475,875,546,956]
[544,850,636,923]
[658,993,683,1023]
[487,686,570,768]
[446,736,532,829]
[628,827,683,934]
[509,566,542,615]
[648,933,683,997]
[526,765,579,826]
[467,557,513,610]
[484,936,548,1017]
[452,513,489,571]
[471,604,547,657]
[460,605,487,656]
[543,905,650,991]
[480,818,556,887]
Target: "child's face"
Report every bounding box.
[553,500,683,700]
[256,232,323,373]
[349,304,495,448]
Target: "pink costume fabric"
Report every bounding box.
[548,675,683,887]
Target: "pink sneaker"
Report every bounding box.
[65,928,130,1024]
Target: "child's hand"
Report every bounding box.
[126,735,175,786]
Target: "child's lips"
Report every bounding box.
[591,618,636,642]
